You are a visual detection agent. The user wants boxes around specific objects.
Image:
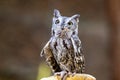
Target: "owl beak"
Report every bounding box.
[59,27,69,38]
[64,27,69,32]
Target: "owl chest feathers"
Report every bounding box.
[50,37,76,72]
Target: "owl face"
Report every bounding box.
[52,9,80,39]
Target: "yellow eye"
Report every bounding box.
[55,19,60,24]
[68,21,73,25]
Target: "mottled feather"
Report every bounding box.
[41,9,85,74]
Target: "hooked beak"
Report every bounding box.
[59,27,70,38]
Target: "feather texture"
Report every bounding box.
[41,9,85,74]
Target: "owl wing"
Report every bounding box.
[71,36,85,73]
[40,39,61,73]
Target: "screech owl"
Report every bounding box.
[41,9,85,76]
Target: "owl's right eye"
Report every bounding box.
[55,20,60,24]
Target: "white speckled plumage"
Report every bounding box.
[41,9,85,74]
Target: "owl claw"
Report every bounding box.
[71,72,76,77]
[54,72,61,76]
[54,71,68,80]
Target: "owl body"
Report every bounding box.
[50,37,75,72]
[41,9,85,74]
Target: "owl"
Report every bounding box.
[41,9,85,78]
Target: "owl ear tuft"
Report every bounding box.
[54,9,61,18]
[71,14,80,22]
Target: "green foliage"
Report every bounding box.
[37,63,51,80]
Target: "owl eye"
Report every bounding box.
[55,19,60,24]
[68,21,73,25]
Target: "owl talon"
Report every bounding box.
[71,72,76,77]
[61,71,68,80]
[54,72,61,76]
[54,71,68,80]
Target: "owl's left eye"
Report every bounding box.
[68,21,73,25]
[55,19,60,24]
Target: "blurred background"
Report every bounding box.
[0,0,120,80]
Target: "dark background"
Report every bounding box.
[0,0,120,80]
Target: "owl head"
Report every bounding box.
[52,9,80,39]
